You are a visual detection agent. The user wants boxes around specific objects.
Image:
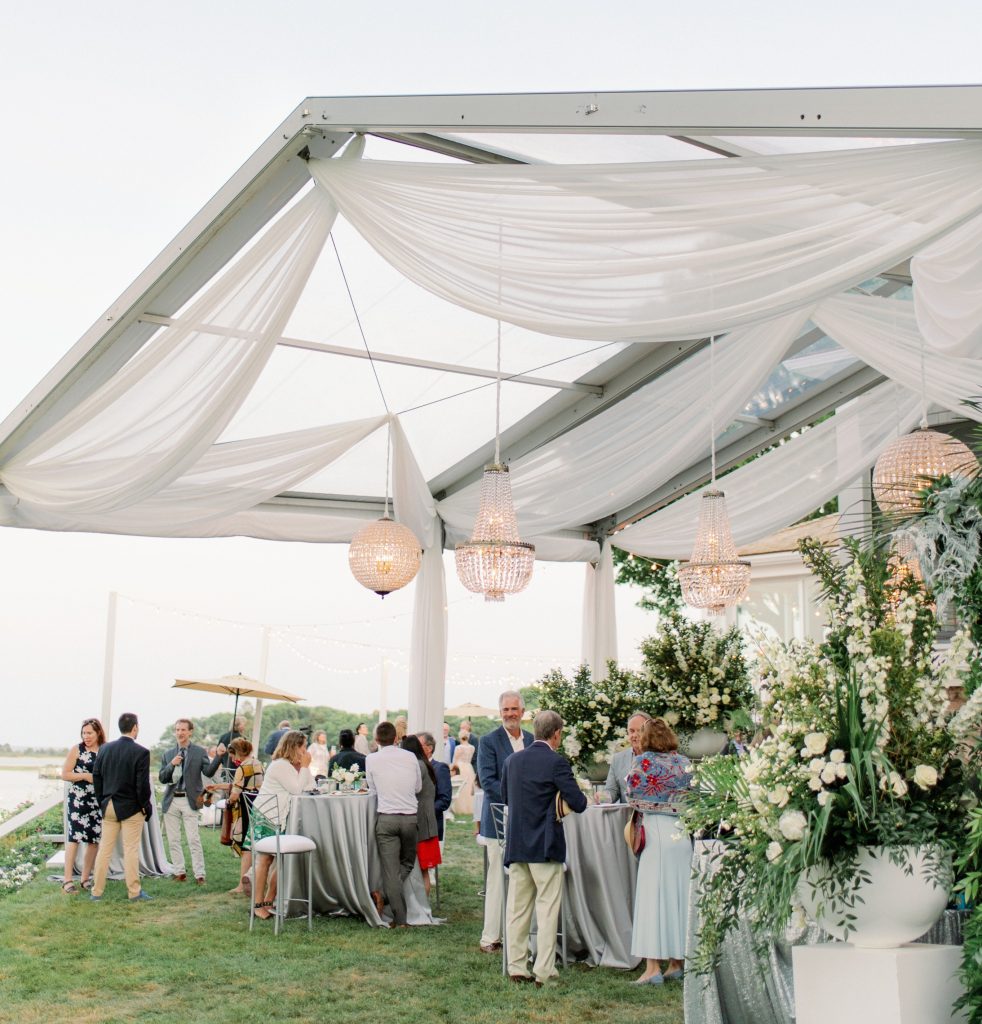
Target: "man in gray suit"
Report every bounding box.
[159,718,217,884]
[604,711,652,804]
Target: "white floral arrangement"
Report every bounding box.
[331,765,365,785]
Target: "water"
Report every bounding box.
[0,757,63,813]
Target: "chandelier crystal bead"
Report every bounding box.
[678,488,751,616]
[455,463,535,602]
[872,429,978,515]
[348,515,421,598]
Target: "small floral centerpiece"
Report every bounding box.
[538,663,638,776]
[638,614,754,734]
[331,765,365,790]
[681,538,980,972]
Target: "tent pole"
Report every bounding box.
[101,591,118,730]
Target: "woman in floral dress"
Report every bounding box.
[627,717,693,985]
[60,717,105,893]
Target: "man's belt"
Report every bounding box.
[173,791,186,797]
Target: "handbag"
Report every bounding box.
[623,809,646,856]
[220,803,235,846]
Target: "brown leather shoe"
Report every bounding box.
[195,877,205,886]
[509,974,535,984]
[479,941,503,953]
[172,873,187,882]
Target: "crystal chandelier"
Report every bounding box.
[872,428,977,516]
[455,321,534,601]
[678,337,750,615]
[348,427,422,598]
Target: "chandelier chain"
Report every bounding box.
[709,335,717,484]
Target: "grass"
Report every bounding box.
[0,818,683,1024]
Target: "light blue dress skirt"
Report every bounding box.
[631,811,691,960]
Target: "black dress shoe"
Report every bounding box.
[509,974,535,984]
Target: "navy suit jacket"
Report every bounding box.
[477,725,533,838]
[500,740,588,866]
[431,759,452,840]
[93,735,153,822]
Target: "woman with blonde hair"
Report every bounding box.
[60,718,106,893]
[627,717,692,986]
[250,730,312,920]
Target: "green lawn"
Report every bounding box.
[0,819,683,1024]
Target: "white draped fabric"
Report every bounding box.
[912,211,982,356]
[581,541,618,681]
[614,381,924,560]
[437,309,811,538]
[309,142,982,342]
[391,418,447,743]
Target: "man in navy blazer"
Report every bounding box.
[477,690,533,953]
[501,709,587,986]
[90,711,154,902]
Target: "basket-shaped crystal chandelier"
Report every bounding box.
[872,428,977,516]
[678,489,751,615]
[454,314,534,602]
[455,464,535,602]
[677,336,750,615]
[348,515,422,598]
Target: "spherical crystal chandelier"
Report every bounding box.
[348,426,421,598]
[873,428,977,516]
[349,516,421,598]
[454,319,534,602]
[677,336,751,616]
[455,464,535,601]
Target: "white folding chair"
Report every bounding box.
[248,801,317,936]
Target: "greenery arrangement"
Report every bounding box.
[538,663,639,773]
[638,614,754,734]
[0,803,59,898]
[681,538,980,971]
[612,548,684,618]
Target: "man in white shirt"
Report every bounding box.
[366,720,421,927]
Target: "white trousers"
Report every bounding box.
[481,841,505,945]
[505,861,563,982]
[164,796,205,878]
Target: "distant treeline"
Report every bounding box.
[0,743,65,757]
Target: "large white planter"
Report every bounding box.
[798,846,950,948]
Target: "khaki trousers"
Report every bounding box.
[163,795,205,879]
[481,840,505,945]
[92,800,144,898]
[505,860,563,982]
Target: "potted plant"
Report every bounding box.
[638,614,754,755]
[681,539,979,970]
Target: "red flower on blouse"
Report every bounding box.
[627,772,642,788]
[639,757,652,772]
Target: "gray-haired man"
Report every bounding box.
[604,711,652,804]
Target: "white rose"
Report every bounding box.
[807,776,823,791]
[820,765,838,785]
[817,790,832,807]
[778,809,807,841]
[808,758,826,774]
[722,694,731,705]
[829,749,846,764]
[913,764,938,790]
[803,732,827,756]
[835,763,847,780]
[888,771,908,797]
[664,711,680,726]
[766,841,783,863]
[768,786,790,809]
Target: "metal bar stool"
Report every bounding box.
[248,802,317,935]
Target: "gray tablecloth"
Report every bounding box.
[684,840,967,1024]
[288,793,441,927]
[562,804,640,969]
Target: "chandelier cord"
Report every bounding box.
[384,422,392,518]
[331,235,390,416]
[918,334,929,430]
[709,334,717,484]
[494,224,503,466]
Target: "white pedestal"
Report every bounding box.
[793,943,965,1024]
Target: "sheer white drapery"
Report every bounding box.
[581,541,618,682]
[613,381,925,561]
[437,309,810,538]
[1,138,365,515]
[309,142,982,343]
[391,418,447,743]
[912,211,982,357]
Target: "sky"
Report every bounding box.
[0,1,980,749]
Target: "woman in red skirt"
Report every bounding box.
[402,735,442,896]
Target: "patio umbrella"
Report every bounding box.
[173,673,304,737]
[444,701,498,719]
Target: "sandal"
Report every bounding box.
[81,878,94,891]
[254,901,274,920]
[62,881,78,894]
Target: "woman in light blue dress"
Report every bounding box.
[626,717,693,985]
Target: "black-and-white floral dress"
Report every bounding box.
[66,744,102,843]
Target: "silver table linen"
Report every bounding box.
[684,840,966,1024]
[562,804,640,969]
[288,793,441,927]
